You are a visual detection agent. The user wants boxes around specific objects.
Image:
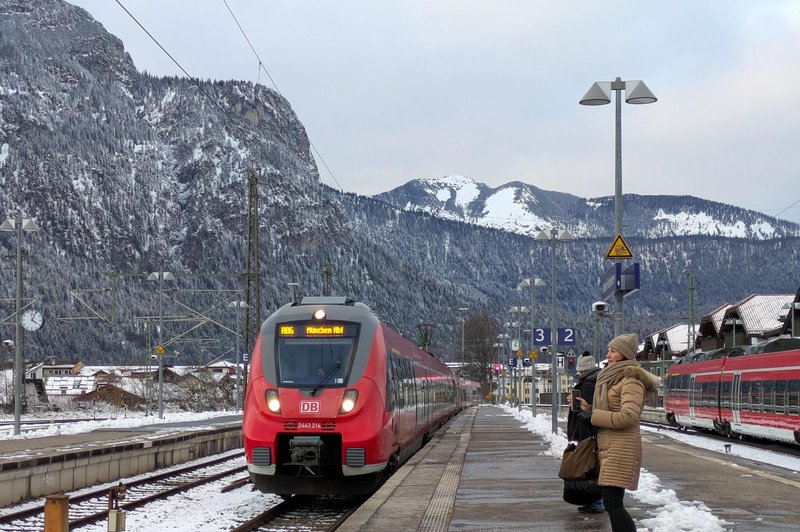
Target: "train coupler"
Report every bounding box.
[288,435,323,474]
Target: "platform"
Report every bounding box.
[0,417,242,507]
[340,404,800,531]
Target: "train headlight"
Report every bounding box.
[313,308,326,320]
[339,389,359,414]
[265,389,281,413]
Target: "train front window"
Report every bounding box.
[275,321,358,387]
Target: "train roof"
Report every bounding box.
[677,335,800,365]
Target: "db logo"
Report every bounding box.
[299,401,320,413]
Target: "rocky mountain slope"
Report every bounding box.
[1,0,797,365]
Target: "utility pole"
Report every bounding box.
[243,170,261,394]
[687,271,696,356]
[322,264,333,296]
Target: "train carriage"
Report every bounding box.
[242,296,467,495]
[664,339,800,445]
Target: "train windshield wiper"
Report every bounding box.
[311,360,341,395]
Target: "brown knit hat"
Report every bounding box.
[608,333,639,360]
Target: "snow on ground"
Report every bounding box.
[5,406,800,530]
[500,404,749,532]
[0,409,238,440]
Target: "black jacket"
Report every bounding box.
[566,367,600,441]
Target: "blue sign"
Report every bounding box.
[558,328,577,345]
[621,263,640,298]
[508,357,517,367]
[602,263,621,301]
[602,262,640,301]
[532,327,576,345]
[532,328,551,345]
[522,357,532,367]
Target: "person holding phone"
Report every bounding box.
[575,334,660,532]
[566,351,603,513]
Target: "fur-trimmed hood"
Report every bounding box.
[624,365,661,392]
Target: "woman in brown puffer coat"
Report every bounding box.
[577,333,660,532]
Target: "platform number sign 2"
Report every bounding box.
[557,328,577,346]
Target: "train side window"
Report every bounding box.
[721,380,731,409]
[774,380,786,413]
[750,380,763,413]
[788,380,800,415]
[386,356,395,412]
[740,381,751,411]
[762,380,774,413]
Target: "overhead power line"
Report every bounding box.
[220,0,343,192]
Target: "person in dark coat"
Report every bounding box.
[566,351,603,513]
[576,334,660,532]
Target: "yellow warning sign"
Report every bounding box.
[155,345,165,355]
[605,234,633,259]
[529,350,538,359]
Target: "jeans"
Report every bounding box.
[601,486,636,532]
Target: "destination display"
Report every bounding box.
[277,321,358,338]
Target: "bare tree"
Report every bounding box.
[461,314,499,395]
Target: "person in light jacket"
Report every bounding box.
[576,333,660,532]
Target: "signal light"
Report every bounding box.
[313,308,326,320]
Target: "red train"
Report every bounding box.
[663,337,800,445]
[242,296,470,495]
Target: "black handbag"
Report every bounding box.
[563,478,602,506]
[558,436,598,481]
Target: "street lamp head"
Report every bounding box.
[557,229,575,242]
[624,80,658,104]
[579,82,611,106]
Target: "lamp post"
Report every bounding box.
[535,227,575,434]
[509,306,528,408]
[228,300,248,410]
[1,213,39,436]
[580,77,657,337]
[147,271,174,419]
[519,278,545,416]
[458,307,468,365]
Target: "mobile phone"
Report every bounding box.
[571,390,581,411]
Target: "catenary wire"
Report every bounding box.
[221,0,343,192]
[113,0,234,121]
[114,0,343,192]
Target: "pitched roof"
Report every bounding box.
[728,294,794,336]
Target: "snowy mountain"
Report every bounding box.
[1,0,799,367]
[374,175,800,240]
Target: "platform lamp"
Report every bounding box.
[458,307,468,365]
[535,228,575,434]
[228,300,248,410]
[519,278,545,416]
[148,271,174,419]
[1,213,39,436]
[580,77,657,337]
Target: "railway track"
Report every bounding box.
[0,452,246,530]
[640,419,800,458]
[231,494,366,532]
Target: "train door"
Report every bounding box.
[689,375,696,420]
[731,372,741,426]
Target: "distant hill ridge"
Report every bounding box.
[374,175,800,240]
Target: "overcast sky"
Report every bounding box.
[67,1,800,223]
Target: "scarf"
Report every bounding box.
[593,360,639,411]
